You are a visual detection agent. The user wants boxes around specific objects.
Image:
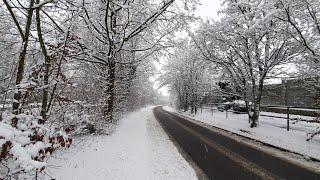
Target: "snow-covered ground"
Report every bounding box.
[168,107,320,160]
[43,106,197,180]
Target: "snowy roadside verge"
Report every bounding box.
[163,107,320,161]
[43,106,197,180]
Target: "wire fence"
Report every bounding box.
[201,103,320,131]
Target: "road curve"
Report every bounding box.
[153,106,320,180]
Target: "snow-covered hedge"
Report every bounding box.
[0,112,72,179]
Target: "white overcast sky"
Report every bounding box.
[194,0,222,20]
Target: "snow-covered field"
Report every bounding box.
[44,106,197,180]
[168,107,320,160]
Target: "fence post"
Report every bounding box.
[287,107,290,131]
[211,104,213,116]
[226,109,228,119]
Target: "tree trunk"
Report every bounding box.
[249,34,264,128]
[104,53,116,122]
[35,0,50,122]
[103,1,118,122]
[11,0,35,121]
[250,78,264,127]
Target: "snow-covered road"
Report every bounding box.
[44,106,197,180]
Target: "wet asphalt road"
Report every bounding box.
[153,106,320,180]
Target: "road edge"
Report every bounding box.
[166,108,320,173]
[152,106,210,180]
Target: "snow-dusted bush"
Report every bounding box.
[49,103,113,135]
[0,112,72,179]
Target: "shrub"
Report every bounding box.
[0,112,72,179]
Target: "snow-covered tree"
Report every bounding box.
[193,0,296,127]
[160,39,216,113]
[72,0,197,121]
